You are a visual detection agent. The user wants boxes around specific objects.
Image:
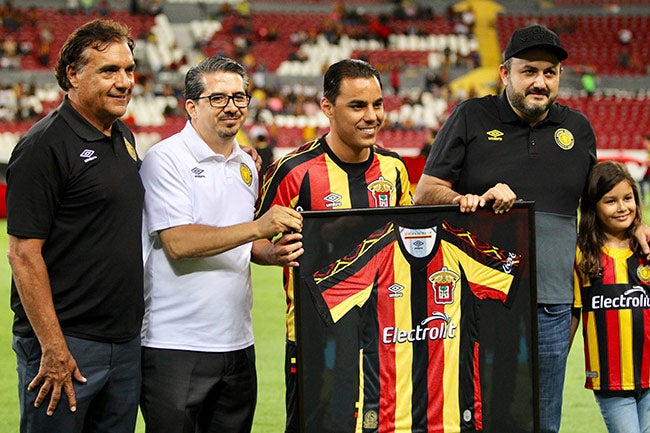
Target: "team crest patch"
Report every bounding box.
[429,266,459,304]
[554,128,574,150]
[368,176,394,207]
[240,163,253,186]
[124,139,137,161]
[363,410,378,429]
[637,265,650,283]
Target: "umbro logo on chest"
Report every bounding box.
[80,149,97,163]
[191,167,205,178]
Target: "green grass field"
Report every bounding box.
[0,218,608,432]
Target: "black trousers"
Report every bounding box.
[140,346,257,433]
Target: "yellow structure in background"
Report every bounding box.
[450,0,506,97]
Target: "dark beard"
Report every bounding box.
[507,87,555,122]
[218,128,238,139]
[217,115,241,139]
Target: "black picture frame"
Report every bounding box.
[294,203,538,433]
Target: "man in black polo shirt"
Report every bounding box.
[414,25,595,433]
[6,20,143,433]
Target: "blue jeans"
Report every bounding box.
[595,389,650,433]
[537,304,572,433]
[13,335,141,433]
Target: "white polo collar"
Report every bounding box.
[179,120,246,164]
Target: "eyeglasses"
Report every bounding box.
[194,93,251,108]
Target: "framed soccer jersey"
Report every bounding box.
[295,204,537,433]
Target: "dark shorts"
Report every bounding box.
[140,345,257,433]
[13,334,141,433]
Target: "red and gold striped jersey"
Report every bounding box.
[574,246,650,391]
[306,220,521,433]
[256,136,413,341]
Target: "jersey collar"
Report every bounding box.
[320,134,375,171]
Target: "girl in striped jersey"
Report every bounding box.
[571,161,650,433]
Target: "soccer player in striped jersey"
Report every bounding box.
[572,161,650,433]
[255,59,412,433]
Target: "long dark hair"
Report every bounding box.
[577,161,643,277]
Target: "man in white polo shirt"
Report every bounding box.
[138,56,304,433]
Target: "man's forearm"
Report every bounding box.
[251,239,274,265]
[8,237,66,351]
[414,183,459,205]
[159,222,261,261]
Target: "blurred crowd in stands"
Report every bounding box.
[197,0,477,73]
[0,0,481,142]
[1,0,649,153]
[0,0,162,71]
[0,81,42,123]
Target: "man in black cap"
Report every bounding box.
[414,25,595,433]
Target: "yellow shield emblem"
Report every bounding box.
[240,163,253,186]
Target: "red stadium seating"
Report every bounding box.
[558,95,650,149]
[2,4,648,160]
[0,8,154,71]
[353,49,429,69]
[497,14,650,76]
[377,128,430,150]
[204,11,455,73]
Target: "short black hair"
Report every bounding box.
[323,59,382,103]
[184,56,249,101]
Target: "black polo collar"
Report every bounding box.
[57,95,118,142]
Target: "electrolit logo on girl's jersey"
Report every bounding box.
[590,286,650,310]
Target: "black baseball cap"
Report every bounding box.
[503,25,568,62]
